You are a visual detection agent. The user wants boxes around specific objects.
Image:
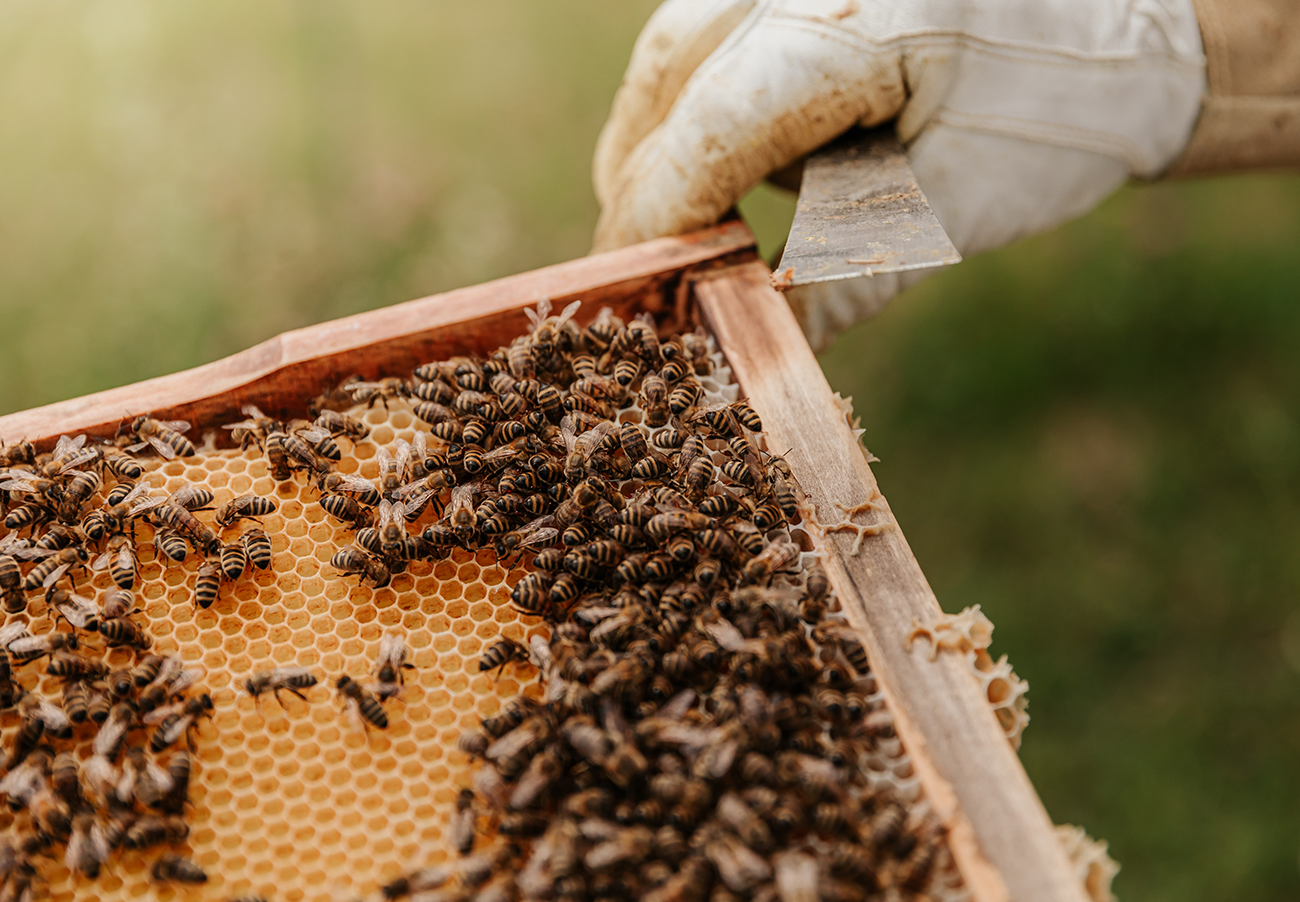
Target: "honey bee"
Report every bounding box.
[645,510,710,544]
[160,549,205,605]
[214,493,276,528]
[7,629,78,664]
[446,481,485,538]
[23,546,88,592]
[151,854,207,883]
[337,675,388,730]
[640,373,670,427]
[330,546,391,588]
[3,501,54,533]
[478,638,528,677]
[127,416,195,459]
[311,409,368,441]
[319,492,373,527]
[56,469,101,523]
[47,650,107,681]
[65,812,110,878]
[451,788,477,856]
[344,376,407,410]
[740,541,801,583]
[241,527,272,570]
[100,616,152,650]
[318,471,383,508]
[146,694,214,752]
[92,534,138,590]
[375,629,414,691]
[61,681,89,725]
[525,298,582,369]
[244,667,319,706]
[124,814,189,849]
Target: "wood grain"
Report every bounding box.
[695,262,1089,902]
[0,220,754,449]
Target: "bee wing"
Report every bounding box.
[43,562,72,587]
[57,449,101,474]
[167,667,204,697]
[12,545,51,562]
[555,299,582,326]
[270,666,313,685]
[145,436,177,460]
[525,298,550,328]
[144,757,175,795]
[129,494,167,516]
[117,481,151,507]
[83,755,117,800]
[52,434,82,459]
[93,717,130,758]
[335,473,380,495]
[145,656,183,692]
[396,486,437,515]
[412,432,427,458]
[559,416,577,452]
[55,597,98,630]
[295,425,329,442]
[394,439,411,474]
[36,700,70,732]
[240,404,266,419]
[142,699,184,725]
[518,526,558,550]
[343,697,366,734]
[0,477,43,492]
[0,620,30,647]
[90,553,112,573]
[161,420,192,434]
[0,760,42,797]
[375,445,392,470]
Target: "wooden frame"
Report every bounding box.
[0,220,1087,902]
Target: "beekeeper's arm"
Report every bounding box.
[592,0,1300,350]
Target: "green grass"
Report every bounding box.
[3,5,1300,899]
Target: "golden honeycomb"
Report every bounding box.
[5,402,547,902]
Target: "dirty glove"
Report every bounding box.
[592,0,1207,350]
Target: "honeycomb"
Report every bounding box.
[6,403,546,902]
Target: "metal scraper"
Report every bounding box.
[771,127,960,291]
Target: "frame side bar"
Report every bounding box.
[694,262,1088,902]
[0,221,754,446]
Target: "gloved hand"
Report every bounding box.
[592,0,1207,350]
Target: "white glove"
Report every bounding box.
[592,0,1207,350]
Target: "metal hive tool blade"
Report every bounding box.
[773,127,961,290]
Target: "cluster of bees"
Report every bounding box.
[0,297,934,900]
[232,300,941,902]
[0,423,297,898]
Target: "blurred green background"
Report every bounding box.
[2,3,1298,899]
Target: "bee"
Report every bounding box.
[337,675,388,730]
[124,814,189,849]
[263,428,293,480]
[446,481,485,538]
[625,313,661,362]
[244,667,319,706]
[4,501,54,532]
[495,516,559,559]
[100,616,152,650]
[219,540,248,581]
[139,499,219,555]
[23,546,88,592]
[376,441,413,498]
[137,658,202,713]
[242,527,272,570]
[317,470,383,507]
[716,792,774,853]
[147,694,213,752]
[131,654,168,687]
[193,557,222,608]
[127,416,195,459]
[640,373,670,427]
[66,812,111,878]
[161,750,191,815]
[631,456,671,480]
[344,376,407,410]
[330,547,391,589]
[646,510,710,544]
[294,422,341,461]
[585,305,624,351]
[0,440,35,468]
[215,494,276,528]
[740,541,801,583]
[375,629,414,689]
[7,630,78,664]
[612,357,642,388]
[0,471,64,506]
[92,534,138,590]
[525,298,582,369]
[667,380,703,418]
[509,571,553,615]
[56,469,101,523]
[221,404,281,448]
[61,681,89,725]
[687,402,741,438]
[5,702,46,769]
[451,788,477,856]
[152,854,207,883]
[375,499,412,559]
[107,668,135,698]
[319,493,374,528]
[478,638,528,677]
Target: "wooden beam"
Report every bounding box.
[0,220,755,448]
[694,261,1089,902]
